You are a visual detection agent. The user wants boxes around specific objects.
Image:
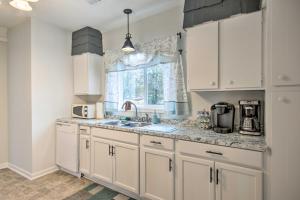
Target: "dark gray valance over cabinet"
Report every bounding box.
[72,27,104,56]
[183,0,261,28]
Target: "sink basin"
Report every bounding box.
[98,120,120,126]
[98,119,151,128]
[120,121,151,127]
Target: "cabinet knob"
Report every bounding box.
[229,80,234,85]
[278,97,290,104]
[277,74,288,81]
[210,81,216,86]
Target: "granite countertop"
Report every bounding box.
[56,118,267,152]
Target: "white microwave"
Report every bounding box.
[72,104,96,119]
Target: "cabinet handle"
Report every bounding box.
[109,145,111,156]
[150,141,162,145]
[86,140,89,149]
[206,150,223,156]
[112,146,115,156]
[169,159,172,172]
[216,169,219,185]
[210,167,213,183]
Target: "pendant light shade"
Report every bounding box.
[10,0,32,11]
[122,9,135,52]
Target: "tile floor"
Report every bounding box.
[0,168,133,200]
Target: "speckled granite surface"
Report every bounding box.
[57,118,267,152]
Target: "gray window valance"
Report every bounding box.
[183,0,262,28]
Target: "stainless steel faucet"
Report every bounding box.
[121,101,138,119]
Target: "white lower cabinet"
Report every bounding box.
[176,155,215,200]
[80,134,91,175]
[90,135,139,194]
[176,141,263,200]
[140,147,174,200]
[176,155,263,200]
[215,162,262,200]
[91,137,113,183]
[113,142,139,194]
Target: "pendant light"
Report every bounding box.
[122,9,135,52]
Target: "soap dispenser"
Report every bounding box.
[152,110,160,124]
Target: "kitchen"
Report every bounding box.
[0,0,299,200]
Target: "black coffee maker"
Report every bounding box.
[211,102,235,134]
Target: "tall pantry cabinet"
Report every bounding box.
[267,0,300,200]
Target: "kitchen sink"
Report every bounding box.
[120,121,151,127]
[98,119,151,128]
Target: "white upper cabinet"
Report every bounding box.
[187,21,219,91]
[271,0,300,86]
[73,53,103,95]
[186,11,263,91]
[215,162,263,200]
[220,11,263,89]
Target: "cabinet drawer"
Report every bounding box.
[176,140,263,169]
[56,122,77,133]
[141,135,174,151]
[91,128,139,145]
[79,126,90,135]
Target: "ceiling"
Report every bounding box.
[0,0,183,32]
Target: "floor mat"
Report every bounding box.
[64,183,136,200]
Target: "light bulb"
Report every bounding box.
[10,0,32,11]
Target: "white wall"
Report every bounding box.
[0,27,8,167]
[103,7,264,119]
[8,20,33,173]
[7,18,76,175]
[30,18,74,173]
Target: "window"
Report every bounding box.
[118,64,165,110]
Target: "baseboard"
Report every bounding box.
[0,162,8,169]
[8,163,32,180]
[31,165,59,180]
[8,163,58,180]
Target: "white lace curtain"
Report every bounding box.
[104,35,189,118]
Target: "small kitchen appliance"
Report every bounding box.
[211,102,235,134]
[239,100,262,136]
[72,104,96,119]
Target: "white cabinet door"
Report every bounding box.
[271,91,300,200]
[271,0,300,86]
[73,53,102,95]
[140,147,174,200]
[91,137,113,183]
[79,135,90,175]
[176,155,214,200]
[220,11,262,89]
[113,142,139,194]
[187,21,219,90]
[73,54,89,94]
[215,162,262,200]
